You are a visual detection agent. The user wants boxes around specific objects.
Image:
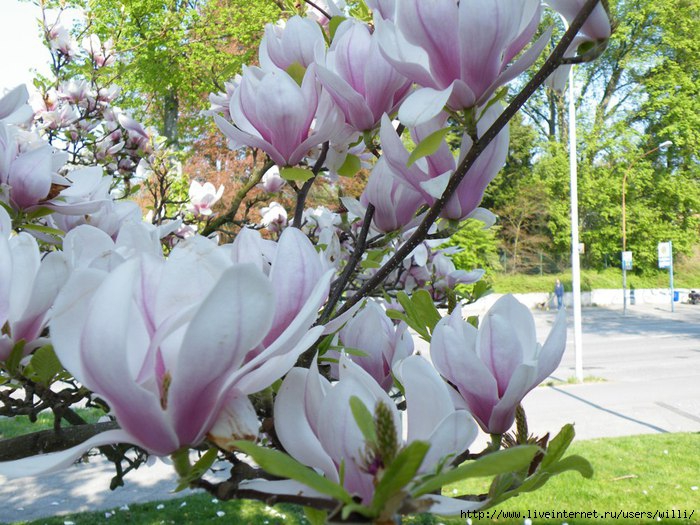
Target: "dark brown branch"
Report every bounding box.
[293,142,329,228]
[0,421,119,462]
[316,204,375,326]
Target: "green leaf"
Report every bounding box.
[545,454,593,478]
[328,16,346,41]
[4,340,26,375]
[26,345,62,385]
[232,440,353,504]
[174,447,219,492]
[20,223,64,237]
[410,289,442,333]
[371,440,430,513]
[24,207,54,221]
[412,445,538,497]
[540,423,575,470]
[350,396,377,446]
[303,507,328,525]
[337,154,361,177]
[286,62,306,86]
[280,167,315,182]
[406,127,450,167]
[329,346,369,358]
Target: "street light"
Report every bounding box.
[621,140,673,315]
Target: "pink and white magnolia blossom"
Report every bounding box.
[259,16,325,72]
[360,157,423,233]
[379,105,508,221]
[545,0,611,41]
[0,85,33,125]
[259,165,286,193]
[376,0,548,125]
[0,228,70,360]
[82,34,116,68]
[242,354,481,514]
[315,20,411,132]
[47,23,77,59]
[0,228,333,477]
[214,65,344,167]
[335,300,414,391]
[187,180,225,217]
[430,295,566,434]
[260,201,288,233]
[366,0,395,21]
[305,0,346,26]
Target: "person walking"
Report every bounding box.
[554,279,564,310]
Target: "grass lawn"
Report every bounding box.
[6,432,698,525]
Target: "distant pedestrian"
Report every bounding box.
[554,279,564,310]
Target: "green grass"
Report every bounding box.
[0,408,105,439]
[490,266,700,294]
[12,433,699,525]
[541,375,606,387]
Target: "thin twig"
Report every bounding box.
[293,142,329,228]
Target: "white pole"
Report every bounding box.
[568,55,584,382]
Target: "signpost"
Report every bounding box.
[658,241,674,312]
[622,251,632,315]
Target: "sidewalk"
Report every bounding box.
[1,303,699,523]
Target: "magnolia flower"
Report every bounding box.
[335,300,414,390]
[82,34,116,68]
[0,231,70,360]
[214,65,344,167]
[376,0,548,125]
[242,354,480,514]
[379,106,508,221]
[545,0,611,41]
[430,251,484,293]
[47,24,77,58]
[315,20,411,132]
[366,0,395,21]
[260,201,288,233]
[208,76,241,119]
[259,16,325,72]
[0,85,33,125]
[0,228,333,477]
[360,157,423,233]
[430,295,567,434]
[260,165,285,193]
[187,180,224,217]
[305,0,346,26]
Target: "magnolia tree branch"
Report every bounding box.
[293,142,330,228]
[317,203,376,326]
[0,421,118,461]
[200,159,274,236]
[334,0,603,318]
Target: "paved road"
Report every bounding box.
[1,302,699,523]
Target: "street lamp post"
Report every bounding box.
[621,140,672,315]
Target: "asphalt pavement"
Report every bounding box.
[1,302,699,523]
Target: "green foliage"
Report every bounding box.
[63,0,281,144]
[442,219,501,275]
[386,289,442,341]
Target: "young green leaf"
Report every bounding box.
[371,440,430,514]
[280,167,315,182]
[412,445,538,497]
[350,396,378,446]
[174,448,219,492]
[545,454,593,478]
[328,16,347,41]
[540,423,575,470]
[337,154,362,177]
[286,62,306,86]
[232,440,354,504]
[407,127,450,167]
[304,507,328,525]
[26,345,62,386]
